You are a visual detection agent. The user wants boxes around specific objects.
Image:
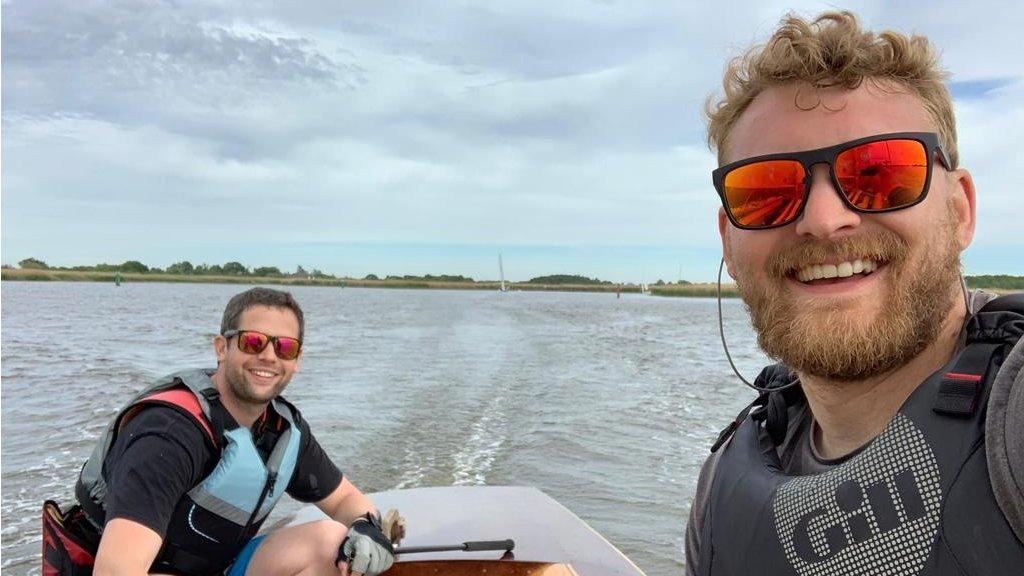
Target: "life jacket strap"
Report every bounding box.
[134,388,218,444]
[712,398,762,453]
[198,386,229,440]
[74,482,105,531]
[155,541,235,575]
[933,343,999,417]
[934,293,1024,418]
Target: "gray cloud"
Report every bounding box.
[3,0,361,160]
[2,0,1023,275]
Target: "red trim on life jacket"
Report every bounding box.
[256,409,268,430]
[135,389,217,445]
[944,372,983,382]
[42,501,96,575]
[251,406,286,435]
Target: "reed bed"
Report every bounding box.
[9,269,1013,298]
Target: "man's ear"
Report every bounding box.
[948,169,976,251]
[214,335,228,363]
[718,207,734,277]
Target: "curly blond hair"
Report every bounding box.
[706,11,958,167]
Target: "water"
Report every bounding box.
[1,282,768,575]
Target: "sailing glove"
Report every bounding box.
[338,512,395,576]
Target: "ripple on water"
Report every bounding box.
[2,284,765,576]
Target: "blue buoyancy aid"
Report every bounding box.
[698,294,1024,576]
[76,369,302,575]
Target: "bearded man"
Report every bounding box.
[44,287,395,576]
[685,11,1024,576]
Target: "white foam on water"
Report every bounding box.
[3,284,765,576]
[393,451,434,490]
[452,395,509,486]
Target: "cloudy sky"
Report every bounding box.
[3,0,1022,282]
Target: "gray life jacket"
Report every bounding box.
[698,294,1024,576]
[75,369,303,575]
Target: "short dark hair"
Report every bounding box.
[220,287,305,341]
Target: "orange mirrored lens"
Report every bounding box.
[274,337,301,360]
[723,160,806,228]
[236,331,301,359]
[238,331,270,354]
[835,139,927,211]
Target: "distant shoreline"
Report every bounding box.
[5,268,1019,297]
[0,268,739,297]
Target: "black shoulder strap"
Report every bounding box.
[711,398,763,453]
[934,293,1024,418]
[711,364,800,452]
[933,345,999,417]
[198,386,231,442]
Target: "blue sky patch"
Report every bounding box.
[950,77,1017,100]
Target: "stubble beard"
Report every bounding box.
[224,361,290,406]
[734,212,962,382]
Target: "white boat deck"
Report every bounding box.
[292,486,646,576]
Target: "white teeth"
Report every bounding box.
[796,259,879,283]
[251,369,275,378]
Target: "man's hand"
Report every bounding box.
[338,513,395,576]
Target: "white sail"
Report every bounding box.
[499,253,507,292]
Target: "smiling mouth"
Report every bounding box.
[248,368,278,379]
[791,258,883,285]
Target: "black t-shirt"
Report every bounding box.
[102,401,343,537]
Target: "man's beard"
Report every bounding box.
[734,213,962,382]
[224,362,290,405]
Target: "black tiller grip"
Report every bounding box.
[464,539,515,552]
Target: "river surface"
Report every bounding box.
[1,282,768,575]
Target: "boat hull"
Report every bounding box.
[291,486,645,576]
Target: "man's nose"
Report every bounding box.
[258,340,278,361]
[793,164,861,239]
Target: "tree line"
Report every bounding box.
[357,273,620,285]
[526,274,612,285]
[12,258,335,279]
[13,257,1020,288]
[364,274,477,282]
[964,275,1024,290]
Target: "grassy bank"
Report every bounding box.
[2,268,735,297]
[0,268,345,287]
[344,279,643,293]
[335,279,736,295]
[6,268,1017,297]
[650,283,738,298]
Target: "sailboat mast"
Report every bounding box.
[499,253,507,291]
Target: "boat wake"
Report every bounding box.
[394,451,436,490]
[452,394,509,486]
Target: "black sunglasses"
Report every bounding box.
[712,132,952,230]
